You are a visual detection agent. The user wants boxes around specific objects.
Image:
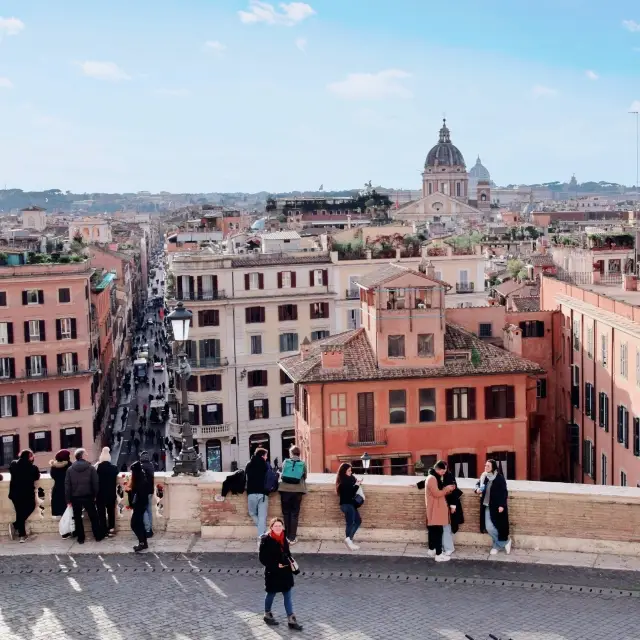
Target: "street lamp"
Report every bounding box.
[168,302,203,476]
[360,452,371,475]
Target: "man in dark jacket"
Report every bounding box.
[139,451,155,537]
[8,449,40,542]
[65,448,103,544]
[96,447,119,536]
[245,448,269,546]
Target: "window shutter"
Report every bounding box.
[43,393,50,414]
[27,394,34,416]
[188,276,195,296]
[506,386,515,418]
[192,405,199,425]
[260,307,265,322]
[38,290,44,304]
[634,418,640,456]
[244,274,250,290]
[445,389,454,421]
[249,401,256,420]
[56,354,62,372]
[28,432,35,450]
[519,321,526,334]
[484,387,493,419]
[506,452,516,480]
[322,269,328,286]
[291,272,296,288]
[74,389,80,410]
[278,306,284,322]
[281,397,287,417]
[177,277,183,299]
[309,303,315,320]
[45,431,52,451]
[323,302,329,318]
[7,323,13,344]
[196,276,203,297]
[468,454,478,479]
[277,272,283,288]
[617,406,623,443]
[12,433,19,458]
[536,321,545,337]
[468,388,476,420]
[41,355,47,372]
[7,358,14,379]
[25,356,31,376]
[598,393,604,428]
[624,410,629,448]
[309,270,314,286]
[56,319,62,340]
[262,370,268,385]
[212,310,219,326]
[263,399,269,419]
[198,310,204,326]
[292,305,298,321]
[218,405,224,423]
[245,308,251,323]
[71,319,77,339]
[72,353,78,368]
[199,340,206,361]
[258,273,264,289]
[39,320,46,341]
[22,291,27,305]
[212,275,218,291]
[214,375,221,391]
[24,321,30,343]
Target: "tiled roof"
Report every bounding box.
[279,324,544,384]
[229,253,330,268]
[511,297,541,312]
[493,279,525,297]
[355,262,451,289]
[528,254,555,267]
[261,231,301,240]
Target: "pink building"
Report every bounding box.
[0,261,96,470]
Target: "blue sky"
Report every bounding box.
[2,0,640,193]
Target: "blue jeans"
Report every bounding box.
[340,504,361,540]
[484,506,508,549]
[143,497,153,533]
[265,588,293,616]
[248,494,269,537]
[443,524,454,553]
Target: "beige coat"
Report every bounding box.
[425,474,450,527]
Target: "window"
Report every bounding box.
[330,393,347,426]
[390,457,409,475]
[249,399,269,420]
[419,388,436,422]
[310,302,329,320]
[250,335,262,355]
[310,269,327,286]
[202,403,224,425]
[58,352,77,374]
[0,434,19,466]
[637,349,640,387]
[279,333,299,353]
[29,431,51,453]
[198,310,219,327]
[347,309,361,330]
[357,392,375,441]
[311,330,330,341]
[27,355,45,377]
[0,357,13,379]
[601,452,608,485]
[60,389,80,411]
[586,325,594,359]
[484,386,515,419]
[278,271,295,288]
[536,378,547,399]
[249,433,270,457]
[60,427,82,449]
[199,339,220,364]
[417,333,434,357]
[598,392,609,431]
[571,365,580,408]
[572,319,580,351]
[634,417,640,457]
[582,439,595,478]
[388,335,405,358]
[420,454,437,470]
[519,320,544,337]
[28,320,42,341]
[187,405,200,425]
[302,388,309,422]
[28,392,48,415]
[278,304,298,322]
[584,382,595,418]
[0,322,13,345]
[446,388,476,420]
[0,292,6,306]
[0,395,16,418]
[23,289,44,305]
[281,396,295,417]
[280,369,292,385]
[246,272,262,290]
[490,452,516,480]
[245,306,265,324]
[479,323,492,338]
[200,374,222,392]
[247,370,268,387]
[389,390,406,424]
[621,470,628,487]
[620,342,628,379]
[58,288,71,303]
[617,405,630,449]
[57,318,76,340]
[601,334,608,367]
[447,453,477,479]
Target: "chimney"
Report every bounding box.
[300,336,311,361]
[321,346,344,369]
[424,260,436,279]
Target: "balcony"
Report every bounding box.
[168,418,232,440]
[345,288,360,300]
[175,290,227,302]
[347,429,388,447]
[10,365,95,382]
[170,356,229,370]
[455,282,475,293]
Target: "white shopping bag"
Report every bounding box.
[59,506,74,537]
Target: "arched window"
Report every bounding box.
[456,182,461,197]
[281,429,296,459]
[249,432,270,459]
[206,439,222,471]
[481,193,487,202]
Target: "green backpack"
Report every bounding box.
[281,458,305,484]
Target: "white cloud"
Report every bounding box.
[0,77,13,89]
[531,84,557,98]
[204,40,227,52]
[295,37,307,52]
[327,69,412,100]
[629,101,640,112]
[79,61,131,81]
[0,17,25,37]
[238,1,315,26]
[585,70,599,80]
[622,19,640,32]
[155,88,191,97]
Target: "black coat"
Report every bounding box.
[97,461,119,503]
[477,472,510,541]
[245,455,268,495]
[259,534,294,594]
[8,459,40,504]
[338,475,359,506]
[443,470,465,534]
[49,460,70,516]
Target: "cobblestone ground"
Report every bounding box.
[0,553,636,640]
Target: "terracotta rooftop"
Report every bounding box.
[279,324,544,384]
[355,262,451,290]
[511,297,541,312]
[528,254,555,267]
[229,254,330,268]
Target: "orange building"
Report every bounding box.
[280,264,545,480]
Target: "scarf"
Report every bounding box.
[483,472,496,507]
[269,530,285,548]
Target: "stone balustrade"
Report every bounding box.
[1,472,640,555]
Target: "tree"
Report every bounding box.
[507,259,525,279]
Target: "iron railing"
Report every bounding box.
[345,289,360,299]
[347,429,388,447]
[175,290,227,301]
[455,282,475,293]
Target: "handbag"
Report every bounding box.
[354,484,365,506]
[59,505,75,537]
[289,556,300,575]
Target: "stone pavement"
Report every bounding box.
[0,548,637,639]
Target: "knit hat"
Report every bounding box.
[98,447,111,463]
[55,449,71,463]
[139,450,150,462]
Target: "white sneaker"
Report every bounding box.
[434,554,450,562]
[444,549,454,556]
[489,548,498,555]
[344,537,358,551]
[505,539,512,555]
[351,541,360,550]
[257,538,261,551]
[426,549,436,557]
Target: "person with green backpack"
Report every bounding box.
[278,446,307,544]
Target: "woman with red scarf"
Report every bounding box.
[259,517,303,631]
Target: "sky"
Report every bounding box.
[2,0,640,193]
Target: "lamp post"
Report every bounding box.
[168,302,203,476]
[360,452,371,475]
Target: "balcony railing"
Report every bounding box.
[347,429,388,447]
[345,289,360,300]
[455,282,475,293]
[168,418,232,440]
[175,290,227,302]
[11,365,93,381]
[170,356,229,369]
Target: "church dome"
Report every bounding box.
[469,156,491,182]
[425,119,466,169]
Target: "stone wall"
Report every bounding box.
[2,472,640,555]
